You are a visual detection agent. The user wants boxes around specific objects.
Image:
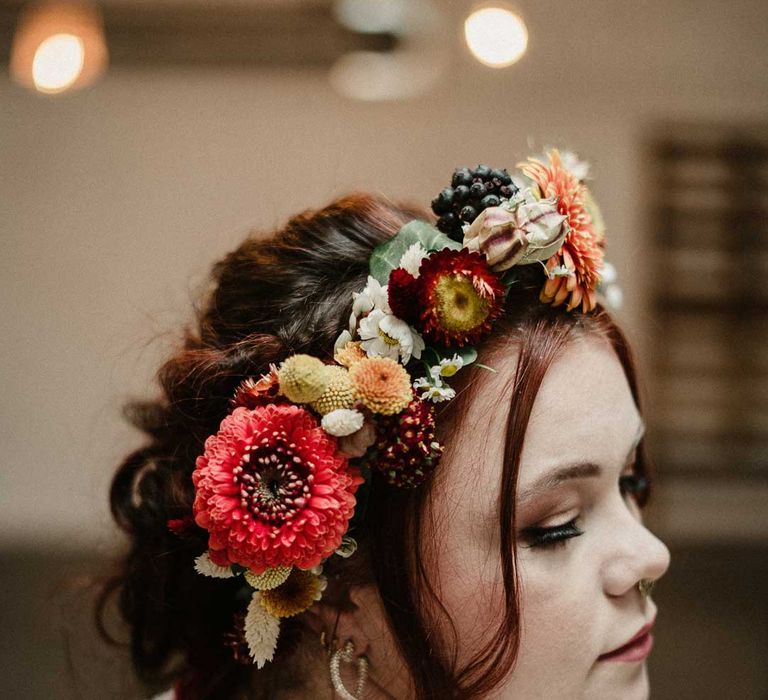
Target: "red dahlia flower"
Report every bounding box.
[192,404,363,573]
[416,248,505,347]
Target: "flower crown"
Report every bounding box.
[172,149,620,667]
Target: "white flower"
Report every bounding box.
[194,552,234,578]
[560,150,591,181]
[398,242,429,278]
[244,592,281,669]
[429,354,464,379]
[349,275,391,335]
[413,376,431,390]
[358,309,425,364]
[600,261,618,285]
[334,329,353,353]
[605,285,624,310]
[321,408,365,437]
[413,375,455,402]
[598,262,622,309]
[417,384,456,403]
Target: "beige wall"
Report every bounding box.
[1,0,767,550]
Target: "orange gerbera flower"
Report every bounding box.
[518,149,605,312]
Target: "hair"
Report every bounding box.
[96,192,652,699]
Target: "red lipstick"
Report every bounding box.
[598,616,656,662]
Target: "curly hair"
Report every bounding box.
[96,192,651,699]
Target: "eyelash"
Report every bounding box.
[521,474,650,550]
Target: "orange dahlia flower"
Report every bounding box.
[518,149,605,312]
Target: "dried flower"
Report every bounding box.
[194,551,235,578]
[429,354,465,379]
[518,149,605,312]
[259,568,327,618]
[413,376,456,403]
[244,592,281,668]
[462,192,567,272]
[337,417,378,457]
[387,267,423,326]
[278,354,330,403]
[321,408,365,437]
[231,364,282,409]
[334,332,367,367]
[358,308,425,365]
[368,396,443,488]
[398,242,429,277]
[244,566,292,591]
[349,356,414,415]
[311,366,355,415]
[192,404,363,572]
[416,249,505,347]
[349,275,390,335]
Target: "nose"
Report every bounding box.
[600,502,672,598]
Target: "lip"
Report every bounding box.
[598,616,656,662]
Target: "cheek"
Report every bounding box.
[517,556,596,665]
[429,532,506,653]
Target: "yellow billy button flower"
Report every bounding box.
[244,566,292,591]
[278,354,330,403]
[310,365,355,415]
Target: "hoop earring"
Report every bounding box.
[638,578,656,597]
[329,639,368,700]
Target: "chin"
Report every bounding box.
[586,661,650,700]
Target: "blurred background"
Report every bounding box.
[1,0,766,697]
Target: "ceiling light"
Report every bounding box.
[10,2,108,95]
[464,4,528,68]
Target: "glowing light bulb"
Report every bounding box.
[10,2,108,95]
[464,5,528,68]
[32,33,85,93]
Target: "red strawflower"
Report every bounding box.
[192,404,363,573]
[370,396,443,488]
[416,248,506,347]
[387,267,422,325]
[231,364,284,410]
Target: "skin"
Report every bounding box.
[304,334,671,699]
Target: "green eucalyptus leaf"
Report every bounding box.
[368,220,461,285]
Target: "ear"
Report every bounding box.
[303,586,372,657]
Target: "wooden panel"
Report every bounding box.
[646,126,768,480]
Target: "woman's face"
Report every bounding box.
[424,334,672,699]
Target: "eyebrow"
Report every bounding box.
[516,421,645,507]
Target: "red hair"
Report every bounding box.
[96,193,652,699]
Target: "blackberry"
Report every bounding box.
[451,167,473,188]
[430,164,520,242]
